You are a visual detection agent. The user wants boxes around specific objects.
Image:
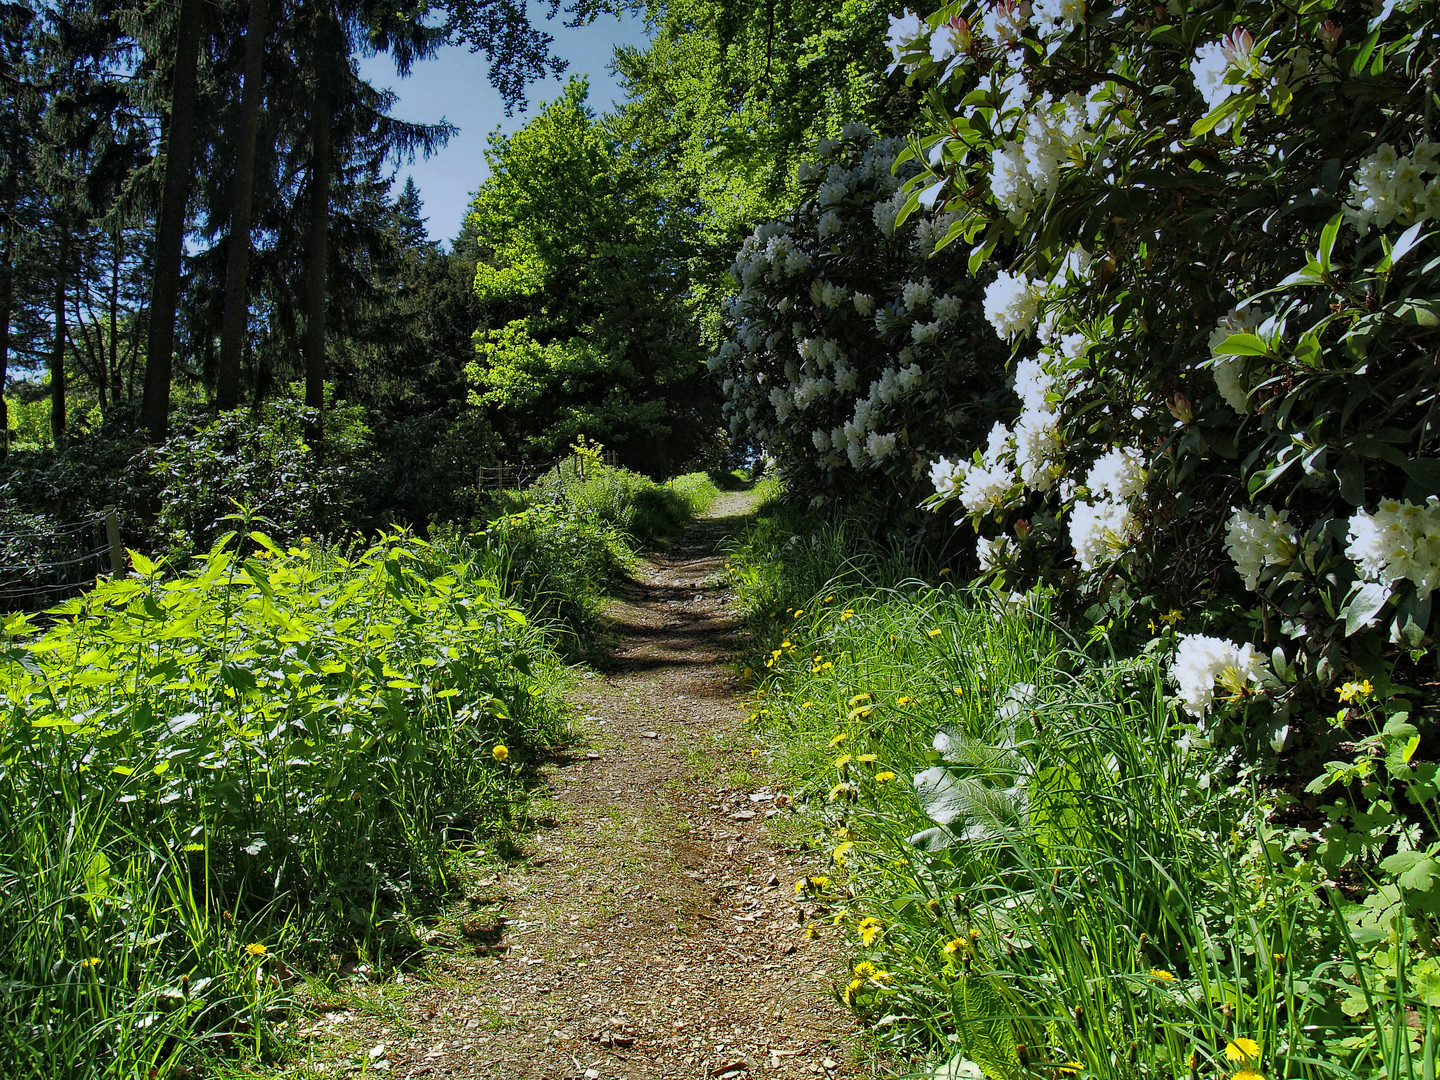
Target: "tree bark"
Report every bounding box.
[139,0,204,443]
[303,62,332,447]
[215,0,268,411]
[51,228,67,449]
[0,198,12,463]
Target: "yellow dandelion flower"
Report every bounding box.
[875,771,896,782]
[938,568,952,576]
[809,875,830,890]
[943,937,967,955]
[952,686,964,696]
[244,943,267,957]
[781,639,793,649]
[821,661,834,671]
[832,910,848,925]
[853,961,879,978]
[896,695,912,706]
[824,596,835,603]
[857,917,884,946]
[833,841,854,868]
[833,754,853,769]
[1232,1072,1266,1080]
[827,782,849,801]
[79,956,101,970]
[1058,1063,1081,1076]
[805,926,818,940]
[1338,679,1374,703]
[843,977,864,1005]
[856,753,878,764]
[491,744,509,762]
[927,628,943,638]
[1225,1038,1261,1063]
[1148,968,1176,981]
[801,700,813,709]
[840,610,855,621]
[829,732,848,746]
[795,877,809,895]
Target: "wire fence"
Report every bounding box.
[476,450,620,491]
[0,509,124,613]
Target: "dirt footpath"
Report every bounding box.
[296,492,875,1080]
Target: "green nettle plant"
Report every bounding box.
[712,125,1010,516]
[878,0,1438,721]
[0,523,561,1075]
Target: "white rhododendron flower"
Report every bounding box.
[1013,408,1061,490]
[1346,498,1440,599]
[959,461,1014,515]
[1069,497,1137,571]
[979,0,1029,51]
[976,534,1011,571]
[1225,506,1299,590]
[1031,0,1084,40]
[852,292,876,315]
[930,456,969,498]
[902,278,933,311]
[983,271,1040,338]
[1191,29,1266,133]
[1208,305,1263,412]
[1170,633,1267,716]
[1084,446,1146,501]
[886,9,928,68]
[1346,141,1440,231]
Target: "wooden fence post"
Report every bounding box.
[104,508,126,578]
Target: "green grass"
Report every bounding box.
[729,503,1440,1080]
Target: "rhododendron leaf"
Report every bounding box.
[1395,298,1440,327]
[1351,26,1382,76]
[1212,332,1269,357]
[1344,582,1390,637]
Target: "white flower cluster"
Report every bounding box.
[716,126,984,493]
[1068,447,1146,571]
[990,89,1104,222]
[1346,142,1440,232]
[1225,506,1299,590]
[1207,305,1264,412]
[983,271,1040,338]
[1170,633,1267,716]
[1345,498,1440,599]
[1191,29,1268,134]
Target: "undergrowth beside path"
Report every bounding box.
[728,495,1439,1080]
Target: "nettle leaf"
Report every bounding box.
[1380,850,1440,892]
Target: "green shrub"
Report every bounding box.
[0,525,564,1077]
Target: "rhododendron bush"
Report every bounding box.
[879,0,1440,712]
[711,126,1009,514]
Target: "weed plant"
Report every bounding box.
[471,461,722,641]
[0,521,566,1078]
[730,509,1439,1079]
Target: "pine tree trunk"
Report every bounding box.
[140,0,204,443]
[0,199,12,463]
[51,229,68,449]
[216,0,268,411]
[303,65,332,447]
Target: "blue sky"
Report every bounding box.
[357,11,653,248]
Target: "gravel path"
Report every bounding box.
[295,492,874,1080]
